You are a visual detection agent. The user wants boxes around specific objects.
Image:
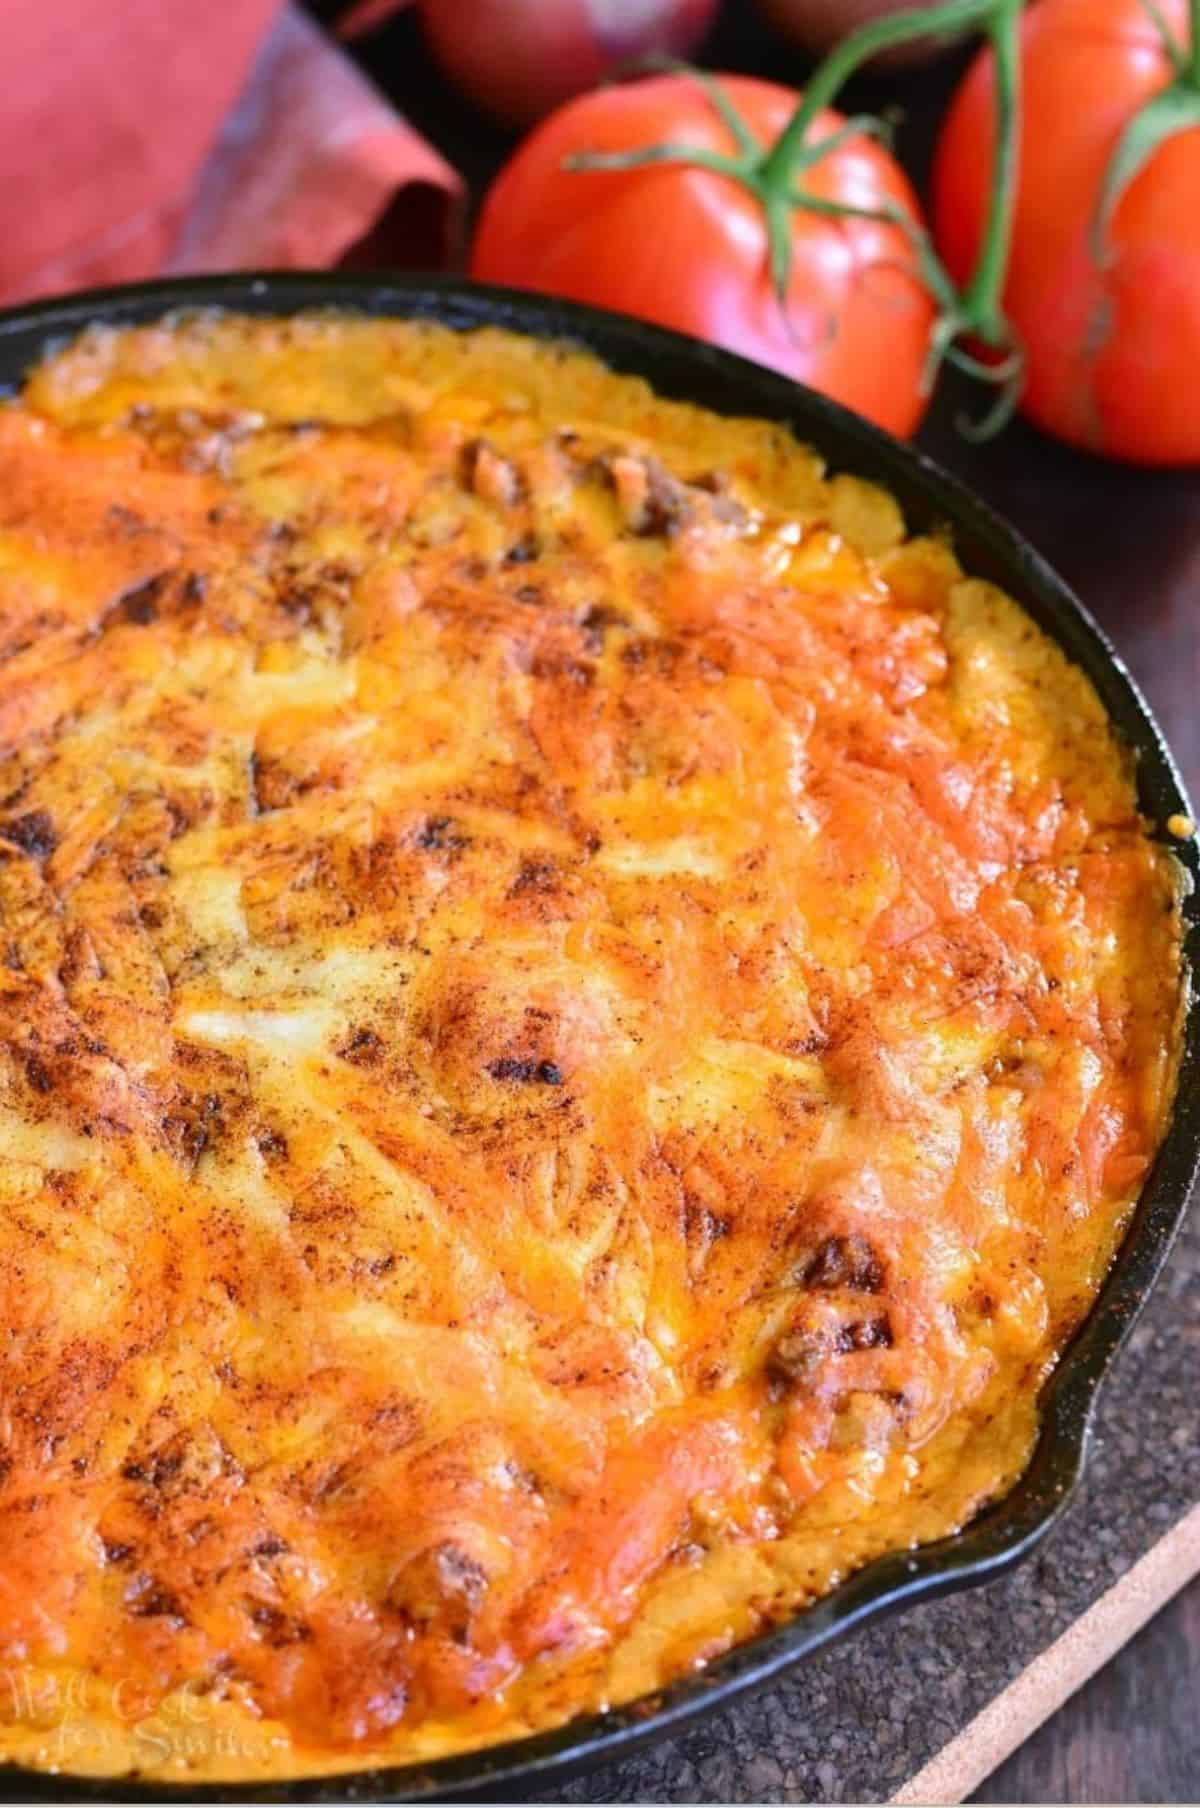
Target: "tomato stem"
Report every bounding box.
[1091,0,1200,262]
[961,0,1023,343]
[563,144,746,180]
[755,0,998,194]
[1134,0,1188,72]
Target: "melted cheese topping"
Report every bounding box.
[0,316,1182,1781]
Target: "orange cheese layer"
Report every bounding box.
[0,316,1182,1779]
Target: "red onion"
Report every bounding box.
[755,0,951,65]
[419,0,719,129]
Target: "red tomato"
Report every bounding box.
[932,0,1200,465]
[471,75,937,438]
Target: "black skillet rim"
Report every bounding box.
[0,273,1195,1804]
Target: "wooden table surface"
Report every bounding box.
[336,9,1200,1797]
[976,1575,1200,1803]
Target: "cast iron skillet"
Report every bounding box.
[0,274,1196,1805]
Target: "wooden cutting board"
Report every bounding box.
[895,1503,1200,1803]
[550,1193,1199,1805]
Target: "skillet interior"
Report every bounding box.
[0,273,1195,1805]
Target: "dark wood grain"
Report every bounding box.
[975,1572,1200,1803]
[334,11,1200,1799]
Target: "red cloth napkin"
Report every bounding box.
[1,0,461,307]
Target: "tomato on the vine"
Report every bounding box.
[932,0,1200,465]
[471,74,937,438]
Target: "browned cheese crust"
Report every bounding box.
[0,316,1183,1780]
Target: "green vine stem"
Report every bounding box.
[758,0,997,178]
[962,0,1021,343]
[1093,0,1200,258]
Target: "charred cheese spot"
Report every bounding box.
[414,947,622,1116]
[0,314,1182,1782]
